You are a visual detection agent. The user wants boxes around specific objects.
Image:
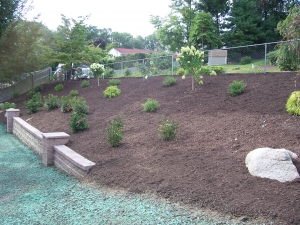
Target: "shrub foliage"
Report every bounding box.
[228,80,246,96]
[286,91,300,115]
[158,119,179,141]
[163,76,176,86]
[104,86,121,98]
[106,115,124,147]
[142,99,159,112]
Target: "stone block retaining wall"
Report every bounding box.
[6,109,95,178]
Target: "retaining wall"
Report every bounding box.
[6,109,95,178]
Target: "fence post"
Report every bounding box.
[172,55,174,76]
[264,43,267,74]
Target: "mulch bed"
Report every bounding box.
[1,72,300,224]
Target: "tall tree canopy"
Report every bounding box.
[0,0,28,37]
[190,12,222,49]
[223,0,263,46]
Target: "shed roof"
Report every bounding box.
[209,50,227,57]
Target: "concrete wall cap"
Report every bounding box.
[42,132,70,139]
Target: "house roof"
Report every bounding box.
[113,48,152,55]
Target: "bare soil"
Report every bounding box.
[2,72,300,224]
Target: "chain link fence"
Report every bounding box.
[0,68,52,103]
[104,40,299,78]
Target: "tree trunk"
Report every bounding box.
[192,75,194,91]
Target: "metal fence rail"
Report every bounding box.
[0,68,52,103]
[104,40,298,77]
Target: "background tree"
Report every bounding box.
[223,0,263,47]
[196,0,230,34]
[189,12,222,50]
[276,5,300,71]
[0,20,50,83]
[0,0,28,37]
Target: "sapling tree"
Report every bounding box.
[90,63,105,86]
[176,46,204,90]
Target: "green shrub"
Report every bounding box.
[30,92,43,107]
[176,67,185,75]
[108,79,121,86]
[69,97,89,114]
[142,99,159,112]
[212,66,225,74]
[240,56,252,65]
[200,66,211,75]
[69,113,89,134]
[163,76,176,86]
[106,115,124,147]
[267,51,278,66]
[69,90,79,97]
[43,94,60,110]
[80,80,90,88]
[61,96,72,113]
[25,99,40,114]
[158,119,179,141]
[286,91,300,115]
[104,86,121,98]
[27,90,37,99]
[54,84,64,91]
[103,68,114,78]
[228,80,246,96]
[3,102,16,110]
[123,68,131,76]
[210,70,217,76]
[34,85,43,92]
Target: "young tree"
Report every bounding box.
[189,12,222,50]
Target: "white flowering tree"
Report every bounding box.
[90,63,105,86]
[176,46,204,90]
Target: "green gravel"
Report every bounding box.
[0,124,235,225]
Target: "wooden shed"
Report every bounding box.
[208,50,227,66]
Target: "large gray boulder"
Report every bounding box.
[245,148,299,182]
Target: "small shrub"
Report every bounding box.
[286,91,300,115]
[210,70,217,76]
[104,86,121,98]
[212,66,225,74]
[199,66,211,75]
[163,76,176,86]
[54,84,64,91]
[123,68,131,76]
[228,80,246,96]
[30,92,43,107]
[176,67,185,75]
[80,80,90,88]
[142,99,159,112]
[108,79,121,86]
[106,115,124,147]
[267,51,278,66]
[103,68,114,78]
[158,119,179,141]
[25,99,40,114]
[69,90,79,97]
[240,56,252,65]
[34,85,43,92]
[3,102,16,109]
[61,96,72,113]
[43,94,60,110]
[69,97,89,114]
[69,113,89,134]
[27,90,37,99]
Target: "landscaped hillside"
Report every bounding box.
[2,72,300,224]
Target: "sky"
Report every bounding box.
[25,0,172,37]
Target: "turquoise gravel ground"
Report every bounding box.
[0,124,239,225]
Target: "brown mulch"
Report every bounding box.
[2,73,300,224]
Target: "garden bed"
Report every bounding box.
[1,72,300,224]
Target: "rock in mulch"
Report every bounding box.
[245,147,300,182]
